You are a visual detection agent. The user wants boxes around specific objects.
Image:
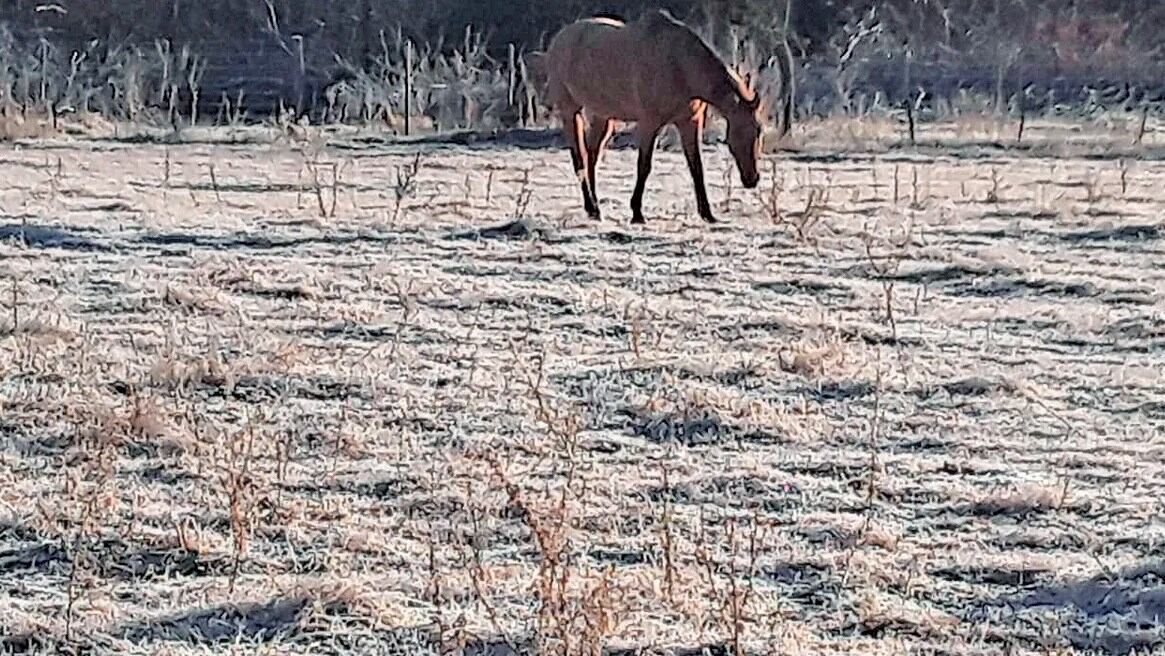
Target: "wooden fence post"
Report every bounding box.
[904,99,916,145]
[508,43,517,109]
[404,40,412,136]
[517,53,533,127]
[294,35,306,117]
[1016,92,1027,146]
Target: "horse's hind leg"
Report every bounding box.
[630,121,662,225]
[560,108,599,218]
[583,116,614,219]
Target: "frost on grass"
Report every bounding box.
[1,119,1164,655]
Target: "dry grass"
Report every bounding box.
[0,115,1164,655]
[0,111,60,142]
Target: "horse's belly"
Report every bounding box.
[564,65,642,120]
[578,90,640,121]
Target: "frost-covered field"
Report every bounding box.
[1,118,1164,655]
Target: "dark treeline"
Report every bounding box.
[4,0,1162,64]
[0,0,1161,127]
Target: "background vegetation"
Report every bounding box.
[0,0,1162,132]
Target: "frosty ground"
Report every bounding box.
[1,117,1164,655]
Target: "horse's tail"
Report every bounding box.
[523,51,550,98]
[519,50,554,122]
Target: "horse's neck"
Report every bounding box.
[701,62,747,114]
[678,33,748,111]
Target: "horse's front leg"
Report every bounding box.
[630,121,662,224]
[676,115,716,223]
[561,109,598,218]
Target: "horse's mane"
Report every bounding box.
[644,9,757,105]
[723,67,757,103]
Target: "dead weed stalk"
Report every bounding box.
[694,513,765,656]
[486,456,615,656]
[220,415,259,593]
[658,462,677,606]
[392,152,422,223]
[759,160,826,245]
[508,341,584,458]
[459,493,510,646]
[206,163,223,204]
[861,216,917,341]
[986,167,1002,204]
[308,160,346,219]
[840,351,887,586]
[622,301,664,360]
[514,167,534,219]
[61,419,120,641]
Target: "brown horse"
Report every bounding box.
[537,10,787,224]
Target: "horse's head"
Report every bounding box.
[725,73,764,189]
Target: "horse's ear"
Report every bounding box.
[742,71,753,90]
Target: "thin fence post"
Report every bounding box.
[1016,92,1026,146]
[730,25,740,71]
[507,43,517,109]
[404,40,412,136]
[294,35,306,118]
[905,100,916,145]
[518,54,534,127]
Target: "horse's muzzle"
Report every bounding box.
[742,173,760,189]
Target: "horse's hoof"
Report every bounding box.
[587,210,602,221]
[630,215,646,225]
[701,214,718,224]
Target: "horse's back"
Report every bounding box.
[543,9,709,120]
[547,10,686,64]
[544,17,635,115]
[547,15,625,51]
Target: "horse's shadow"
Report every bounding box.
[975,558,1165,654]
[0,221,110,251]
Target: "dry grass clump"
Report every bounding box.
[144,331,306,393]
[200,259,323,301]
[777,330,853,378]
[965,482,1068,517]
[0,315,77,342]
[160,282,231,315]
[73,398,178,455]
[0,282,78,343]
[855,590,961,639]
[0,110,59,142]
[148,351,234,390]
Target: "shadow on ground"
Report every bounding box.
[0,222,111,251]
[976,558,1165,654]
[0,538,231,582]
